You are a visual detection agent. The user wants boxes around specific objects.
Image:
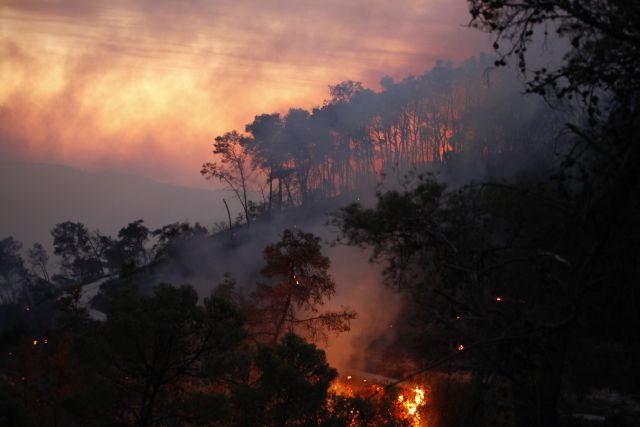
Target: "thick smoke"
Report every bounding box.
[4,55,567,374]
[133,57,567,373]
[0,0,485,187]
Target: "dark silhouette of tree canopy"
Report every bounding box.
[232,333,337,426]
[251,229,356,343]
[242,113,289,210]
[151,222,208,263]
[336,175,597,424]
[71,283,246,427]
[117,219,149,266]
[27,243,50,283]
[468,0,640,115]
[0,236,29,304]
[468,0,640,206]
[204,57,556,212]
[51,222,104,282]
[104,219,150,274]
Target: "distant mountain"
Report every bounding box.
[0,162,231,250]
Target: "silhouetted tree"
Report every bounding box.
[232,333,337,426]
[0,236,29,304]
[335,176,580,425]
[202,131,255,225]
[243,113,291,210]
[70,283,245,427]
[51,222,104,282]
[104,220,150,273]
[468,0,640,207]
[26,243,50,283]
[251,229,356,343]
[151,222,207,263]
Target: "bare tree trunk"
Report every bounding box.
[223,199,233,231]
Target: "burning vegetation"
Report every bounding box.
[2,1,640,426]
[328,370,430,426]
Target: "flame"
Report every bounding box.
[396,386,428,426]
[457,344,465,351]
[331,375,430,425]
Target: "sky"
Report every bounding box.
[0,0,488,188]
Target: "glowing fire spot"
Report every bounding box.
[457,344,465,351]
[347,375,352,380]
[495,296,502,302]
[397,386,427,426]
[32,340,38,346]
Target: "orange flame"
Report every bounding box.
[397,386,428,426]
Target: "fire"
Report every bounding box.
[330,372,430,425]
[457,344,465,351]
[397,386,428,426]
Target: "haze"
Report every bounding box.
[0,0,485,187]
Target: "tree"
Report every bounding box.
[243,113,292,210]
[468,0,640,210]
[282,109,314,205]
[468,1,640,115]
[232,333,337,426]
[26,243,50,283]
[117,219,149,266]
[251,229,356,343]
[51,222,104,282]
[0,236,29,304]
[104,220,150,273]
[327,80,365,104]
[202,131,255,225]
[335,175,584,425]
[151,222,207,263]
[70,283,246,427]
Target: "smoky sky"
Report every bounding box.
[0,0,487,187]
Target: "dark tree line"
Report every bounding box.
[203,55,559,221]
[331,1,640,425]
[0,226,411,426]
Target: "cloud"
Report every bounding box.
[0,0,487,187]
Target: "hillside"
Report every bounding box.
[0,162,229,248]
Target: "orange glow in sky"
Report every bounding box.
[0,0,486,187]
